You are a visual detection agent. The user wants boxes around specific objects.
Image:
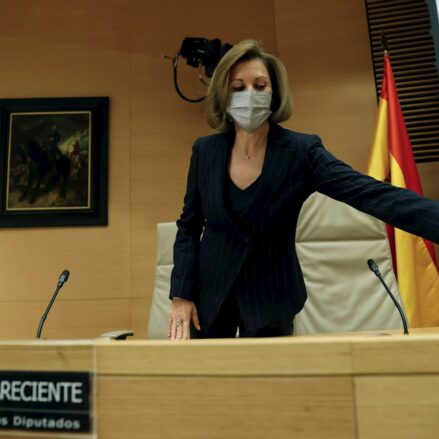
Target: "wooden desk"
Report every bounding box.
[1,330,439,438]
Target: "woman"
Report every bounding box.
[168,39,439,340]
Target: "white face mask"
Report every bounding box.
[226,90,272,133]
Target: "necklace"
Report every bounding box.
[233,132,267,160]
[233,146,261,160]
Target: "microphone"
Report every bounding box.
[57,270,70,287]
[36,270,70,339]
[367,259,409,335]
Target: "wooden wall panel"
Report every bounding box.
[0,0,132,338]
[0,299,132,339]
[273,0,378,172]
[418,161,439,201]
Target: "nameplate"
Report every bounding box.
[0,371,91,433]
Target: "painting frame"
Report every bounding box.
[0,97,108,227]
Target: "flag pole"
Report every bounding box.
[381,31,389,56]
[381,31,388,53]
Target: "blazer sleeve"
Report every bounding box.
[306,136,439,244]
[169,139,205,300]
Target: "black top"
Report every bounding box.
[225,173,260,220]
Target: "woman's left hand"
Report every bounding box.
[168,298,200,340]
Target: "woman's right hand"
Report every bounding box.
[168,298,201,340]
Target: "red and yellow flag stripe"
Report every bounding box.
[367,53,439,327]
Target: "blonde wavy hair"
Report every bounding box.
[206,39,293,132]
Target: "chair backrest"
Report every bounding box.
[147,193,403,338]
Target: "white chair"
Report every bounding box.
[147,193,403,338]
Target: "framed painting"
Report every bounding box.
[0,97,108,227]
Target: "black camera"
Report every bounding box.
[179,37,232,78]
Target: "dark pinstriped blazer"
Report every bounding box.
[170,122,439,332]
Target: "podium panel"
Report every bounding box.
[98,375,355,439]
[0,341,96,439]
[356,375,439,439]
[1,330,439,438]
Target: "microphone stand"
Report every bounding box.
[368,259,409,335]
[36,285,61,338]
[36,270,70,339]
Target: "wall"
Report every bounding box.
[0,0,132,338]
[274,0,377,169]
[0,0,435,339]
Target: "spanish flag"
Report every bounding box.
[367,52,439,327]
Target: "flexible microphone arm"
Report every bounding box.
[172,52,206,103]
[367,259,409,335]
[36,270,70,339]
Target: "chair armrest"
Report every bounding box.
[99,329,134,340]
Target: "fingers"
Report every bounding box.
[169,302,189,341]
[168,299,200,340]
[170,317,177,340]
[176,319,184,340]
[167,313,172,338]
[191,306,201,331]
[182,319,190,340]
[169,317,181,340]
[167,312,182,340]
